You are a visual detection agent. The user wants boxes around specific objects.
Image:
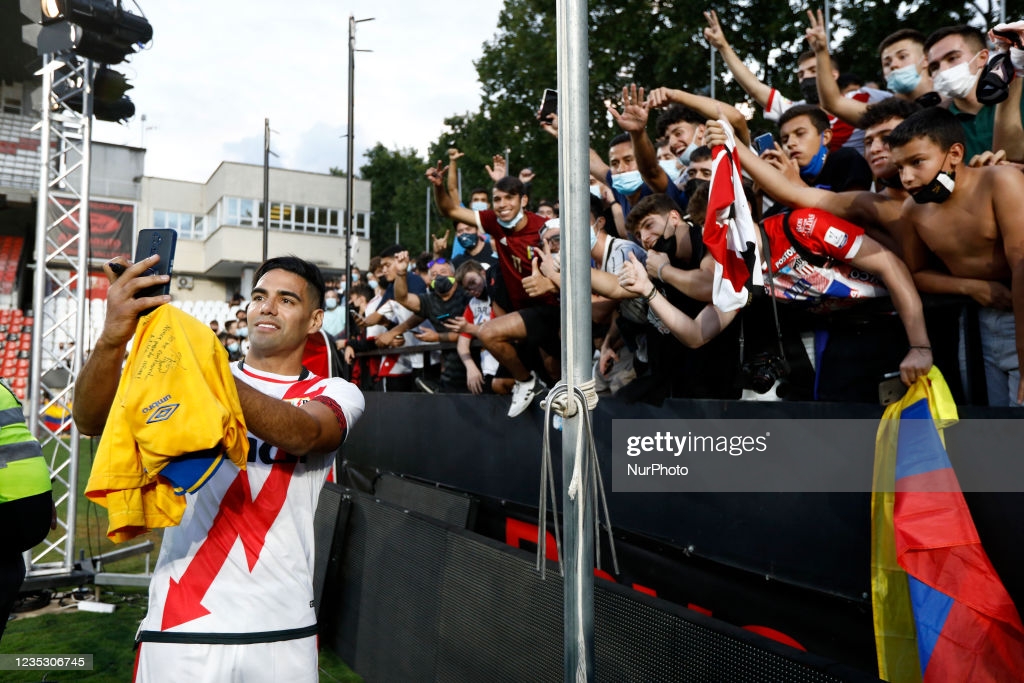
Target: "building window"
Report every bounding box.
[211,197,349,237]
[153,209,204,239]
[354,211,370,238]
[224,197,257,227]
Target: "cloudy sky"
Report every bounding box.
[92,0,506,182]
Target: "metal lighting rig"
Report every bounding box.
[20,0,150,584]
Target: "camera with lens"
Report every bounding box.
[740,352,790,394]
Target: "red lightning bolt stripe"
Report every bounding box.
[161,462,296,630]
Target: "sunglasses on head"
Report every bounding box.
[427,257,448,269]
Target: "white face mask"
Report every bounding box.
[932,53,981,100]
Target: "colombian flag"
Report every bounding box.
[871,367,1024,682]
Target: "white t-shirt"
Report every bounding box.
[139,362,364,635]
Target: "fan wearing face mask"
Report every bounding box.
[887,106,1024,407]
[924,24,1024,161]
[801,13,933,156]
[702,9,877,154]
[451,219,498,272]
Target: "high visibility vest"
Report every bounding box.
[0,382,51,503]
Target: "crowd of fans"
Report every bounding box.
[331,14,1024,414]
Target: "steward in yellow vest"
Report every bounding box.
[0,381,53,640]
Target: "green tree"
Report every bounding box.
[427,0,991,195]
[349,143,432,257]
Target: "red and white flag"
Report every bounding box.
[702,118,760,312]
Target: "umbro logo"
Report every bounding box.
[146,404,179,423]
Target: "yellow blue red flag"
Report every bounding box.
[872,367,1024,682]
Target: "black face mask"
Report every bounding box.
[911,169,955,205]
[652,234,677,256]
[799,77,820,104]
[431,275,455,295]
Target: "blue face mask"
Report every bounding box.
[589,184,603,199]
[367,279,379,290]
[590,224,599,250]
[470,201,488,211]
[659,159,682,183]
[237,326,248,338]
[799,135,828,181]
[611,170,644,195]
[325,298,339,310]
[496,208,524,229]
[227,343,240,353]
[885,64,922,94]
[456,233,479,250]
[679,142,699,166]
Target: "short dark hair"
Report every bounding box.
[589,194,604,221]
[797,50,839,71]
[624,194,683,235]
[469,186,489,197]
[378,244,404,259]
[609,132,632,149]
[349,282,373,300]
[685,181,711,225]
[688,145,712,164]
[924,25,986,55]
[886,106,966,153]
[494,175,526,198]
[655,104,705,139]
[778,104,831,134]
[253,255,326,310]
[878,28,926,55]
[857,97,922,131]
[415,251,432,273]
[836,73,863,91]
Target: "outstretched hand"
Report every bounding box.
[485,154,507,182]
[609,84,650,133]
[394,250,411,272]
[703,10,728,50]
[432,230,450,256]
[804,9,829,54]
[425,160,448,187]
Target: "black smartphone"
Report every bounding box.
[993,28,1023,49]
[538,89,558,121]
[109,228,177,315]
[435,312,453,323]
[753,132,775,155]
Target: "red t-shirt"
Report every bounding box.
[475,210,558,310]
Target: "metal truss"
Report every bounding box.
[25,54,93,579]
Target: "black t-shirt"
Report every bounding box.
[415,288,472,388]
[809,146,873,193]
[453,249,499,273]
[764,146,874,219]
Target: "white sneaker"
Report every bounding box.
[508,373,544,417]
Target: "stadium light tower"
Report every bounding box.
[19,0,152,585]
